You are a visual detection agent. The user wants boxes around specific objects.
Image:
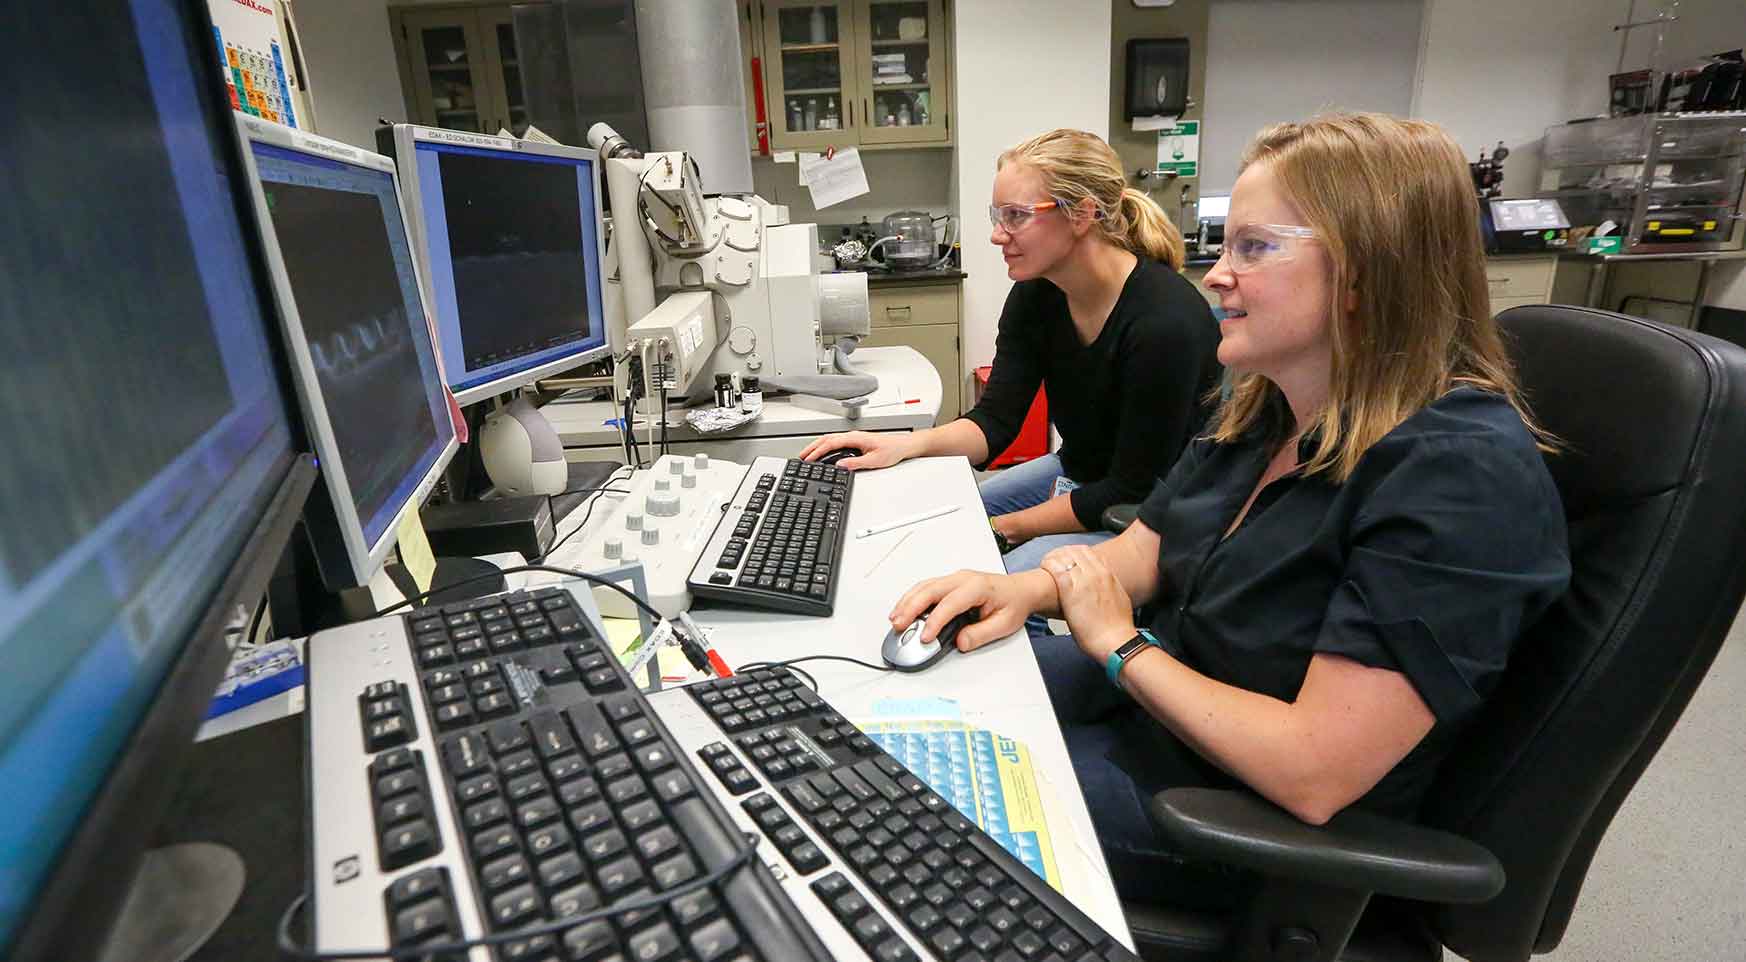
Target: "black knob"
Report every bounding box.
[1271,925,1320,962]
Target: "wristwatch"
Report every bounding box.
[1105,629,1162,691]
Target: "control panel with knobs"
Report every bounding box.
[544,453,749,618]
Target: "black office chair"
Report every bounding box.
[1103,305,1746,962]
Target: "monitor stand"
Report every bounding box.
[94,843,244,962]
[384,554,507,607]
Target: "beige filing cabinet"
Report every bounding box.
[860,282,962,422]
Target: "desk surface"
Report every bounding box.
[522,456,1134,948]
[543,346,942,448]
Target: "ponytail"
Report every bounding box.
[1117,187,1186,270]
[999,129,1189,272]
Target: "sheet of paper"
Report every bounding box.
[802,148,870,209]
[1131,114,1178,132]
[772,151,797,164]
[395,510,437,595]
[796,152,821,185]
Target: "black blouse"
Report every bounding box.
[1126,386,1571,816]
[961,258,1221,530]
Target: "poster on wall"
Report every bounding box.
[208,0,299,127]
[1156,119,1199,178]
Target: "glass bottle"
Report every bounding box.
[823,96,838,130]
[805,98,818,131]
[897,102,912,126]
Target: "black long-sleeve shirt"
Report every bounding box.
[961,258,1222,530]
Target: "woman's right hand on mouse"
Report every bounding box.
[889,569,1051,651]
[797,430,915,471]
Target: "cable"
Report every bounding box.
[371,563,662,622]
[735,654,896,689]
[659,386,670,456]
[275,830,763,961]
[234,595,267,651]
[534,471,633,563]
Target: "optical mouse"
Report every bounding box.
[880,607,981,673]
[818,447,863,467]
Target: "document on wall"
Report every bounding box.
[801,148,871,208]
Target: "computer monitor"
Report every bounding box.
[386,125,611,406]
[1196,193,1231,221]
[237,118,460,589]
[0,1,318,958]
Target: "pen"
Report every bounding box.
[865,398,921,409]
[855,504,960,539]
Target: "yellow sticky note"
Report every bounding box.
[396,510,437,595]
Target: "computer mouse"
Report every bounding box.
[880,607,981,673]
[817,447,863,467]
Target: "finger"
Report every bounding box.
[919,582,982,644]
[890,576,950,630]
[953,609,1017,651]
[798,436,839,462]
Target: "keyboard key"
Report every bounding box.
[547,881,601,919]
[620,799,663,832]
[472,825,519,862]
[441,732,490,778]
[490,883,541,928]
[538,851,586,891]
[365,717,412,752]
[387,867,445,909]
[525,823,573,859]
[481,853,531,892]
[688,917,742,962]
[381,820,438,870]
[628,923,682,962]
[391,897,453,945]
[377,793,425,827]
[465,798,509,831]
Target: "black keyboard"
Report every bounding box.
[677,668,1141,962]
[304,585,832,961]
[686,456,852,616]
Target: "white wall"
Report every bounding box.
[1199,0,1425,193]
[292,0,409,148]
[953,0,1113,376]
[751,149,955,231]
[1411,0,1617,197]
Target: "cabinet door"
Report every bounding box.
[762,0,861,150]
[399,9,495,133]
[477,7,528,137]
[739,0,769,154]
[859,325,961,422]
[852,0,949,145]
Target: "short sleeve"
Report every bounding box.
[1134,436,1211,535]
[1315,436,1570,725]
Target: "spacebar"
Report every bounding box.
[966,832,1137,959]
[670,797,822,959]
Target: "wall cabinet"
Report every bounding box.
[745,0,953,151]
[390,4,529,137]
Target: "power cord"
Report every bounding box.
[371,563,662,623]
[275,830,763,961]
[534,470,634,563]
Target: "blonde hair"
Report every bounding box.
[1208,112,1548,482]
[998,129,1186,269]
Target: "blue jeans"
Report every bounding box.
[1032,632,1256,909]
[977,453,1112,575]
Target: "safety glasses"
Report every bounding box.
[1221,223,1318,273]
[987,200,1059,233]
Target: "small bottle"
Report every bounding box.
[809,5,828,42]
[897,102,912,126]
[804,98,819,131]
[788,100,803,132]
[740,376,763,415]
[823,96,838,130]
[713,372,735,409]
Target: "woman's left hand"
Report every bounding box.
[1039,544,1136,661]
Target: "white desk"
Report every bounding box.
[523,456,1136,949]
[544,346,944,464]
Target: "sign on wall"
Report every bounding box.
[1156,119,1199,178]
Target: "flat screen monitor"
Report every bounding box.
[1489,197,1571,232]
[0,0,317,956]
[1197,193,1231,222]
[239,119,460,587]
[387,125,610,405]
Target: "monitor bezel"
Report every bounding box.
[2,2,320,956]
[388,123,612,406]
[236,116,460,588]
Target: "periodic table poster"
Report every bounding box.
[208,0,301,127]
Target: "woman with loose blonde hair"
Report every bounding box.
[887,114,1570,906]
[804,129,1221,578]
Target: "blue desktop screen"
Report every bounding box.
[251,142,451,549]
[412,141,607,395]
[0,0,295,945]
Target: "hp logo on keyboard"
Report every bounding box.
[332,855,360,884]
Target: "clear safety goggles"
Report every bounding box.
[987,199,1060,233]
[1221,223,1319,273]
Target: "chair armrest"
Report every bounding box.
[1101,503,1139,534]
[1149,788,1504,904]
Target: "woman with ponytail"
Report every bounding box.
[802,129,1221,577]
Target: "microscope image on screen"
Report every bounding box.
[436,151,591,370]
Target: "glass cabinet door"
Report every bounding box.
[762,0,860,150]
[853,0,949,145]
[401,11,494,134]
[478,8,527,137]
